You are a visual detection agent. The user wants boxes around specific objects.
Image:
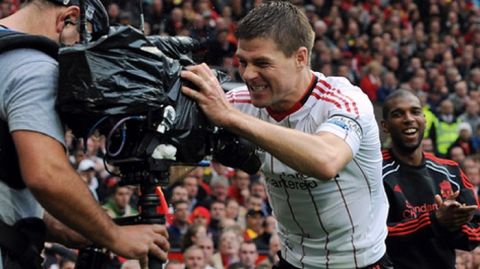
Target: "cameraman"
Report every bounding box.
[0,0,168,268]
[181,2,389,269]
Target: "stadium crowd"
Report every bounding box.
[3,0,480,268]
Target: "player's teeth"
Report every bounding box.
[404,128,416,134]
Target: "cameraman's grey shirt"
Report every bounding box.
[0,48,65,267]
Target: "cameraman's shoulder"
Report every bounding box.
[1,48,57,73]
[1,49,58,87]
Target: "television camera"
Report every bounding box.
[55,6,260,269]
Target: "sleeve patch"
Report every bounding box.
[326,115,363,139]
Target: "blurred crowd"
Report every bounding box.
[4,0,480,268]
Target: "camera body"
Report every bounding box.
[56,25,260,182]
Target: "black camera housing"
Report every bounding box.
[56,26,260,182]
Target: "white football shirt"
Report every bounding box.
[226,72,388,269]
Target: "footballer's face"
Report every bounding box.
[236,37,308,112]
[382,94,426,154]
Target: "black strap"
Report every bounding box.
[0,120,24,189]
[0,218,45,269]
[0,30,59,189]
[0,220,28,257]
[0,30,59,59]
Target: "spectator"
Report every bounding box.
[445,66,462,93]
[219,217,239,233]
[448,122,475,157]
[236,194,262,229]
[360,60,383,102]
[230,241,258,269]
[377,72,399,104]
[70,148,86,169]
[431,99,462,157]
[168,200,190,249]
[249,180,270,216]
[256,233,281,269]
[253,215,276,251]
[145,0,167,35]
[473,125,480,153]
[244,194,262,211]
[228,169,251,207]
[449,145,467,164]
[77,159,99,201]
[102,185,138,219]
[183,174,201,212]
[190,167,211,199]
[448,80,469,116]
[184,245,208,269]
[421,137,435,153]
[244,208,265,241]
[211,228,242,269]
[199,174,230,209]
[225,198,243,227]
[208,199,226,247]
[459,99,480,135]
[462,156,480,195]
[205,28,236,67]
[189,206,211,228]
[171,185,189,204]
[468,68,480,91]
[417,91,438,140]
[196,235,216,269]
[165,7,186,36]
[106,2,120,24]
[164,185,190,225]
[182,222,208,251]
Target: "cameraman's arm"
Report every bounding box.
[12,130,169,260]
[181,64,352,180]
[13,130,119,245]
[44,211,91,248]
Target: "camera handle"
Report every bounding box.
[75,171,168,269]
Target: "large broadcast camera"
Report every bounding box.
[57,25,260,181]
[55,1,260,268]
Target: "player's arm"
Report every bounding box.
[223,112,353,180]
[181,64,353,180]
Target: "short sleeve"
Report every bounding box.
[318,114,363,155]
[3,49,65,145]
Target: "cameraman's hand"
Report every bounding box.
[109,224,169,262]
[181,63,236,127]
